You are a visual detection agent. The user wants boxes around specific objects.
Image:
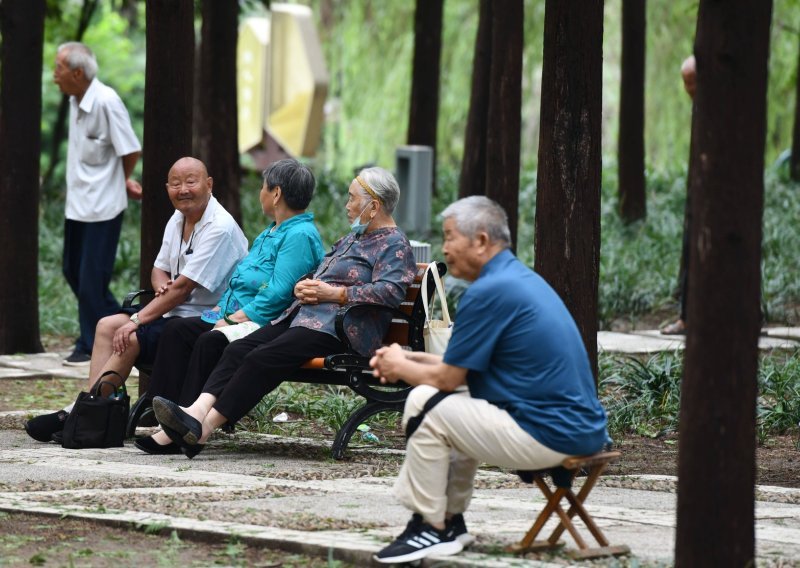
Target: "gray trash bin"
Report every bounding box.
[395,145,432,234]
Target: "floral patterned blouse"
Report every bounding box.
[273,227,417,355]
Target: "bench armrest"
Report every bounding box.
[122,289,155,309]
[333,303,415,355]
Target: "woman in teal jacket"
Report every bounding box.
[136,159,325,454]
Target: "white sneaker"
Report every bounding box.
[374,514,463,564]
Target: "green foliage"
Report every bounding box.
[600,352,683,438]
[600,350,800,443]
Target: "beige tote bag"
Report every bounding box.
[421,261,452,355]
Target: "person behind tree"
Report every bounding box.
[369,196,609,564]
[662,55,696,336]
[25,157,248,444]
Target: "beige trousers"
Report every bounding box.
[394,384,569,525]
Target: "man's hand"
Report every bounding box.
[370,344,407,384]
[154,279,174,297]
[126,179,143,200]
[112,321,138,355]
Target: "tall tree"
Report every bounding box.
[675,1,772,565]
[534,0,604,378]
[0,0,46,354]
[483,0,522,247]
[407,0,444,193]
[141,0,194,287]
[458,0,492,198]
[197,0,241,225]
[791,32,800,182]
[617,0,646,222]
[457,0,522,247]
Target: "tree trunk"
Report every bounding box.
[618,0,646,222]
[0,0,46,354]
[484,0,523,249]
[407,0,443,194]
[534,0,604,379]
[791,33,800,182]
[141,0,194,288]
[197,0,241,225]
[458,0,492,198]
[675,1,772,566]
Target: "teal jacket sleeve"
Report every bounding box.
[241,230,324,325]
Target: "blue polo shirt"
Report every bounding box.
[443,249,608,456]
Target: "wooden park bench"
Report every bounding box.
[508,450,630,560]
[124,262,446,459]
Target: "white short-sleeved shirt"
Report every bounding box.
[154,196,248,318]
[66,78,142,222]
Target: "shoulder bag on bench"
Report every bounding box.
[421,261,452,355]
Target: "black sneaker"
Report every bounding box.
[446,513,476,547]
[374,513,463,564]
[63,349,91,366]
[24,411,68,442]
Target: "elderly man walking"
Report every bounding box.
[54,41,143,364]
[370,196,609,564]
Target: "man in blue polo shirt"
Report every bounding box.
[370,196,608,564]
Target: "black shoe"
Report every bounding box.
[374,514,463,564]
[63,349,91,366]
[152,397,202,445]
[445,513,476,547]
[160,423,205,459]
[24,411,68,442]
[134,435,182,455]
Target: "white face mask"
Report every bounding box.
[350,202,373,235]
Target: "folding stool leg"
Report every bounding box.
[511,480,568,552]
[547,463,606,545]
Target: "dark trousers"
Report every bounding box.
[146,316,216,405]
[201,322,344,424]
[63,214,124,354]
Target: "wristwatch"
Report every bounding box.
[129,313,141,326]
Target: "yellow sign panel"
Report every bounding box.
[236,6,328,157]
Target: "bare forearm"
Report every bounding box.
[136,278,195,325]
[121,151,140,179]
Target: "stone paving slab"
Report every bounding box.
[2,431,800,566]
[0,351,138,380]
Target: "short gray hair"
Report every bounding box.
[356,167,400,214]
[441,196,512,247]
[58,42,98,81]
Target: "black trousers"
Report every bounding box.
[202,321,344,424]
[146,316,223,405]
[63,214,124,354]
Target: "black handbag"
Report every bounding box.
[61,371,130,449]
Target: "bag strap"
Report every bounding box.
[421,262,451,326]
[405,390,454,439]
[90,370,125,397]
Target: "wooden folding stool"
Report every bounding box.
[508,450,630,560]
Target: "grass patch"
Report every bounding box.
[600,350,800,444]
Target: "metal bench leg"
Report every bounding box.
[331,400,403,460]
[126,396,153,438]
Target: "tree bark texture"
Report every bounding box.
[197,0,241,225]
[534,0,604,379]
[484,0,523,249]
[141,0,194,287]
[458,0,492,198]
[0,0,46,354]
[617,0,646,222]
[407,0,443,193]
[675,1,772,566]
[791,33,800,181]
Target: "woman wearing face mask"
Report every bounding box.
[148,167,417,458]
